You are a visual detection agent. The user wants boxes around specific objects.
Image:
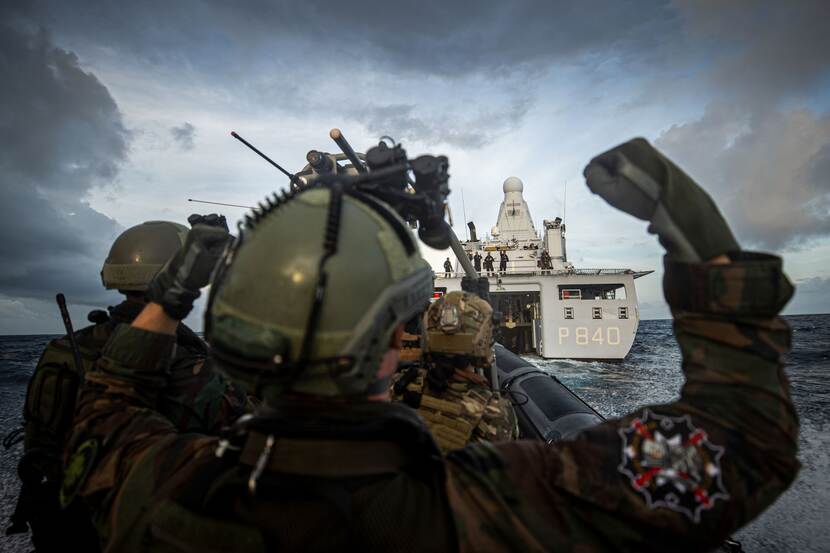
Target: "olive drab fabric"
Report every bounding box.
[100,221,189,291]
[391,366,518,452]
[64,251,799,552]
[13,300,249,551]
[584,138,740,263]
[423,291,494,367]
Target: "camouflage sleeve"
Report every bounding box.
[161,353,251,434]
[65,324,218,550]
[446,252,799,552]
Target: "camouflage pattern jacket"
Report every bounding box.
[13,300,249,551]
[66,253,799,552]
[391,365,518,452]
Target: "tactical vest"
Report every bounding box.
[391,366,517,452]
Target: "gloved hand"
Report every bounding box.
[583,138,739,262]
[146,224,231,320]
[188,213,229,232]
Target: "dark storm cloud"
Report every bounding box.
[171,122,196,151]
[654,0,830,250]
[12,0,830,252]
[32,0,675,77]
[674,0,830,108]
[658,106,830,250]
[352,96,532,149]
[0,14,128,304]
[25,0,678,151]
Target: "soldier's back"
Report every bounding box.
[13,304,247,550]
[17,318,112,551]
[74,401,457,553]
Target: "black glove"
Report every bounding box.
[188,213,229,232]
[583,138,739,262]
[146,225,231,320]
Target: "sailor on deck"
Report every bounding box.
[443,257,453,278]
[484,252,495,275]
[541,249,552,273]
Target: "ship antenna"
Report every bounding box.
[188,198,254,209]
[231,131,302,189]
[563,179,567,223]
[461,187,468,240]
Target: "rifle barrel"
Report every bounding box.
[329,128,367,173]
[56,294,84,374]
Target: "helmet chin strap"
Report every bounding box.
[287,183,344,389]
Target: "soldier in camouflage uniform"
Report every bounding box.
[7,217,249,552]
[64,139,798,552]
[392,291,518,452]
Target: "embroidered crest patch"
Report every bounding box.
[618,410,728,522]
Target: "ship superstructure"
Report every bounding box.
[434,177,652,360]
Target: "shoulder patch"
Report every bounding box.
[60,438,99,508]
[618,409,728,522]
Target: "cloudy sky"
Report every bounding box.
[1,0,828,334]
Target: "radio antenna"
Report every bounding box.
[231,131,301,188]
[188,198,254,209]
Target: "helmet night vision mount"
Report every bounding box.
[202,129,451,395]
[232,128,452,250]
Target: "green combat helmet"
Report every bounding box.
[101,221,189,291]
[424,291,495,368]
[206,187,434,400]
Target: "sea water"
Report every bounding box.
[0,315,827,552]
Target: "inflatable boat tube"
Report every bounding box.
[495,344,604,443]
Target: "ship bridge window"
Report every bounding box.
[559,284,627,300]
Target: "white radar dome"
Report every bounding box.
[503,176,524,193]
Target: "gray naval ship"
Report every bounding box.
[434,176,652,360]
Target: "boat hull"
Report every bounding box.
[495,344,604,442]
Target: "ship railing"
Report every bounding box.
[569,268,636,275]
[433,268,638,279]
